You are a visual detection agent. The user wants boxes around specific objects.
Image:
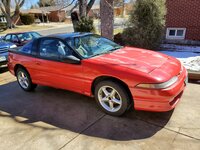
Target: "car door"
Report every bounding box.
[32,37,84,93]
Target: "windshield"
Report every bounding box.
[70,34,122,58]
[18,32,41,41]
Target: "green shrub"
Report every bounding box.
[20,14,35,25]
[0,22,7,31]
[76,17,95,32]
[114,33,125,46]
[122,0,166,50]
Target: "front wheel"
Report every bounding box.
[94,81,131,116]
[16,68,37,91]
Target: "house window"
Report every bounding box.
[0,17,6,22]
[166,28,186,40]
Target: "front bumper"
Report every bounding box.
[0,52,8,67]
[130,68,188,112]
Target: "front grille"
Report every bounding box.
[0,48,8,53]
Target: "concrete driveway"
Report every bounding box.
[0,67,199,150]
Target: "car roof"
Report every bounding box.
[45,32,93,40]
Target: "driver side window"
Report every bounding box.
[39,38,71,60]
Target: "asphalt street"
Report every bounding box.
[38,26,74,36]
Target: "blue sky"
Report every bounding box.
[22,0,38,9]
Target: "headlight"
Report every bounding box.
[136,76,178,89]
[10,45,17,48]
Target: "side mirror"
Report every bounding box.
[61,55,81,64]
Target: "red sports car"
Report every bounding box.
[8,33,188,116]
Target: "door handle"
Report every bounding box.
[35,62,41,65]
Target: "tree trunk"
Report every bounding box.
[122,0,125,17]
[79,0,87,17]
[100,0,114,40]
[5,14,13,28]
[71,11,80,32]
[11,8,20,25]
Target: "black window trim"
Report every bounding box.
[9,37,83,65]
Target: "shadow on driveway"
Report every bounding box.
[0,66,8,74]
[0,81,174,141]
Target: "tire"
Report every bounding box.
[94,81,131,116]
[16,68,37,91]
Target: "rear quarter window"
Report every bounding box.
[19,40,33,54]
[5,34,11,41]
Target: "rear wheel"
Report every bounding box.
[94,81,131,116]
[16,68,37,91]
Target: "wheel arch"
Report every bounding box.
[14,64,28,76]
[91,76,133,103]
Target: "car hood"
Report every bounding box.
[88,47,171,74]
[0,51,8,57]
[0,40,13,53]
[0,40,13,48]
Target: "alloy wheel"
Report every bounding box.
[98,85,122,112]
[17,71,29,89]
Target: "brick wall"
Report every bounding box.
[166,0,200,40]
[48,10,66,22]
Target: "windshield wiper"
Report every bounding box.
[91,51,112,57]
[109,46,123,51]
[90,46,123,58]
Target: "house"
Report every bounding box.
[166,0,200,42]
[0,9,22,25]
[21,5,74,23]
[21,9,50,23]
[39,6,72,22]
[88,2,133,18]
[0,15,6,23]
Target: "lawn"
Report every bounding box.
[0,24,53,35]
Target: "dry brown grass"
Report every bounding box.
[0,24,53,35]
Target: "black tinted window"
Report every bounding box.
[39,38,71,59]
[19,41,33,54]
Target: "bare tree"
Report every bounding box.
[58,0,95,17]
[100,0,114,40]
[79,0,87,17]
[37,0,55,7]
[86,0,95,15]
[0,0,25,28]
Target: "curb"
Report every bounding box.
[188,71,200,80]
